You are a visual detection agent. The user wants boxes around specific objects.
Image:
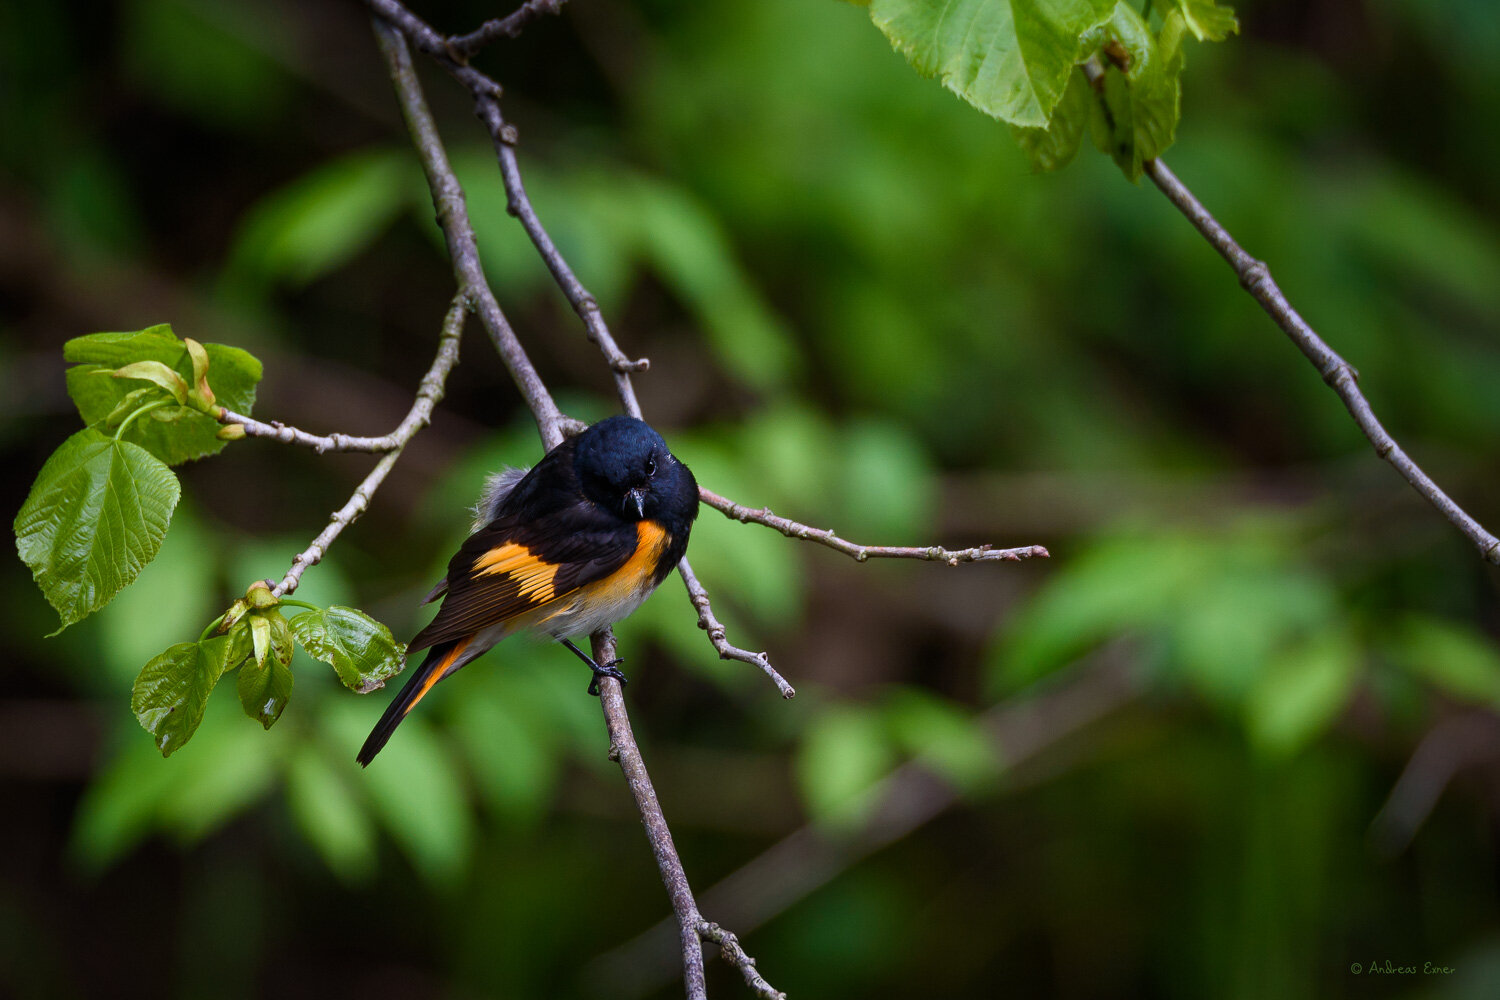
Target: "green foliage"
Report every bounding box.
[227,149,413,287]
[860,0,1116,127]
[64,325,262,465]
[14,428,180,632]
[797,702,895,828]
[131,593,406,755]
[288,605,406,693]
[1087,3,1185,180]
[846,0,1237,177]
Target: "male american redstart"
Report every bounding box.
[357,416,698,766]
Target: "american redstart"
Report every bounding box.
[357,416,698,765]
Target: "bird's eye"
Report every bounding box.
[645,456,656,476]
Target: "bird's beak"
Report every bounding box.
[627,488,646,518]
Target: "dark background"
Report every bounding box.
[4,0,1500,997]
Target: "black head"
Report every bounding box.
[574,416,698,527]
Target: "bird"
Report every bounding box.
[357,416,698,766]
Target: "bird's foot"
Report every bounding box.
[586,658,628,696]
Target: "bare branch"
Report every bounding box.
[590,651,1141,998]
[699,922,786,1000]
[699,487,1050,564]
[219,297,466,454]
[1081,59,1499,567]
[448,0,569,61]
[592,631,709,1000]
[272,296,465,596]
[678,559,795,698]
[1141,157,1500,566]
[372,12,566,448]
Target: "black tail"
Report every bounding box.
[356,638,470,766]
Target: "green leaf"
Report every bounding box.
[1388,615,1500,708]
[1244,629,1359,758]
[863,0,1116,127]
[1012,65,1093,171]
[286,745,376,882]
[112,360,188,404]
[1087,3,1185,180]
[883,689,1003,792]
[796,703,895,828]
[201,620,253,677]
[1160,0,1238,42]
[288,605,406,693]
[227,149,410,287]
[236,639,294,729]
[14,428,180,632]
[131,641,222,757]
[65,325,262,466]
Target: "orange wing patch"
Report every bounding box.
[473,541,559,604]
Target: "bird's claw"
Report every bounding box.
[586,658,628,696]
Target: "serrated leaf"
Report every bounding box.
[1160,0,1238,42]
[237,642,293,729]
[14,428,180,632]
[1087,4,1186,180]
[201,620,253,676]
[1012,65,1093,171]
[864,0,1116,127]
[288,605,405,693]
[64,325,262,466]
[131,641,222,756]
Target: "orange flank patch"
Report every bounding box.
[404,636,474,718]
[592,520,670,603]
[473,541,559,604]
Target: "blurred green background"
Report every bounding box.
[4,0,1500,997]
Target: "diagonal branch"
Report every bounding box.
[699,487,1049,564]
[1141,157,1500,566]
[1082,58,1499,567]
[272,294,465,596]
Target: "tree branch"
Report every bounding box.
[271,294,465,596]
[1082,59,1500,567]
[699,487,1049,564]
[368,11,783,997]
[590,651,1141,998]
[447,0,569,62]
[1141,157,1500,566]
[678,559,795,698]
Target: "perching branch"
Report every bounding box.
[368,13,780,999]
[591,650,1141,999]
[271,293,465,597]
[700,487,1050,565]
[1082,59,1500,567]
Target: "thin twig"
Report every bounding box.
[699,487,1050,564]
[373,12,565,447]
[447,0,569,61]
[369,0,789,702]
[699,922,786,1000]
[1082,59,1500,567]
[219,298,465,453]
[1143,157,1500,566]
[593,632,710,1000]
[372,14,749,999]
[589,652,1140,998]
[678,559,794,698]
[273,295,465,596]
